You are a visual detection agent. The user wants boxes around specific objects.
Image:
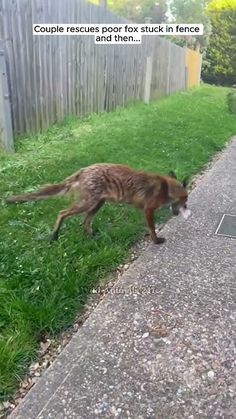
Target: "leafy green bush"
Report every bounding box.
[227,90,236,114]
[202,2,236,86]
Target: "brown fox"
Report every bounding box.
[6,163,189,244]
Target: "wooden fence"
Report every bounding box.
[186,46,202,89]
[0,0,202,150]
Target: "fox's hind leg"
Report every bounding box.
[83,200,105,235]
[50,200,97,241]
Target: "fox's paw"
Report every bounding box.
[50,231,59,242]
[84,228,95,236]
[153,236,166,245]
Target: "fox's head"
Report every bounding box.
[167,171,191,219]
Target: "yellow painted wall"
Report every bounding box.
[186,47,202,88]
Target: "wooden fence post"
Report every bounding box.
[166,41,171,95]
[184,46,189,89]
[198,51,202,85]
[0,41,14,151]
[143,55,153,104]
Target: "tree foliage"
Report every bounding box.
[170,0,209,21]
[89,0,168,23]
[169,0,211,51]
[208,0,236,11]
[202,0,236,85]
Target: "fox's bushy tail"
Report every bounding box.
[5,182,71,203]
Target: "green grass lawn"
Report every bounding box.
[0,85,235,400]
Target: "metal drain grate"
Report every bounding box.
[215,214,236,239]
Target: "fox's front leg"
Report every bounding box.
[144,208,166,244]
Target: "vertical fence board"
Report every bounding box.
[0,41,14,150]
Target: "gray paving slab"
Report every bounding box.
[11,139,236,419]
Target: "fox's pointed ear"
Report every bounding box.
[168,171,177,179]
[182,177,189,188]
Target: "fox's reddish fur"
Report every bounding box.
[6,163,188,243]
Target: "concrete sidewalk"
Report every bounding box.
[12,139,236,419]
